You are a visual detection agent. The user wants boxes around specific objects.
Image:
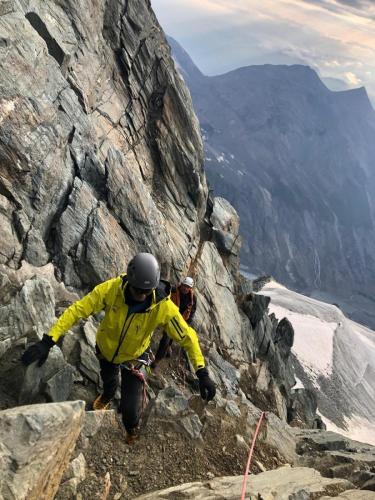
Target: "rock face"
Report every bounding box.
[169,36,375,328]
[0,0,210,405]
[0,400,85,500]
[0,0,206,293]
[134,466,353,499]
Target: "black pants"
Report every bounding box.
[99,356,144,432]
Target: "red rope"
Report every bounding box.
[131,368,148,411]
[240,411,267,500]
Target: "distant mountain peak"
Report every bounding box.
[170,36,375,327]
[167,36,204,82]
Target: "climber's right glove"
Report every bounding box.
[196,367,216,402]
[21,334,55,367]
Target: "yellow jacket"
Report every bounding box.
[48,275,205,371]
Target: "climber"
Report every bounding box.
[152,276,197,368]
[21,253,216,444]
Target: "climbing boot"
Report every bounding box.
[125,427,140,445]
[92,394,111,411]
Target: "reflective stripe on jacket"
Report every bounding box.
[47,275,205,371]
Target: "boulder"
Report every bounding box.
[288,388,318,428]
[56,453,87,498]
[0,401,85,500]
[245,403,297,463]
[83,318,97,349]
[19,345,75,404]
[294,429,375,488]
[134,466,353,499]
[79,410,118,449]
[225,400,241,418]
[208,348,240,396]
[362,478,375,491]
[321,492,375,499]
[0,276,55,357]
[274,317,294,359]
[243,293,270,329]
[148,386,203,439]
[210,197,240,236]
[79,339,101,386]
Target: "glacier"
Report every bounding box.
[259,280,375,446]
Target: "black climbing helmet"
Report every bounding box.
[127,253,160,290]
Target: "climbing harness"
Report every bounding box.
[120,352,153,413]
[240,411,267,500]
[131,366,148,412]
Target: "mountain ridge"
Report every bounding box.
[169,36,374,111]
[169,36,375,327]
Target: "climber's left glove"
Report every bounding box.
[21,334,55,367]
[196,368,216,402]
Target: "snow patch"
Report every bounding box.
[259,279,375,445]
[262,280,287,291]
[293,377,304,390]
[269,303,335,380]
[318,411,375,447]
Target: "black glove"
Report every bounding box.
[21,334,55,367]
[196,367,216,402]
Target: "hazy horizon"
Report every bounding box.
[152,0,375,105]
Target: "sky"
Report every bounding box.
[152,0,375,104]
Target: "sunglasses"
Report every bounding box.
[132,287,154,295]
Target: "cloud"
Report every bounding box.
[344,71,362,86]
[300,0,375,19]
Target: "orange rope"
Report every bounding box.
[240,411,267,500]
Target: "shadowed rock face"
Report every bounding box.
[0,0,206,290]
[169,37,375,319]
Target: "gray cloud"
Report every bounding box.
[301,0,375,19]
[335,0,373,8]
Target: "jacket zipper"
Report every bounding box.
[111,312,135,363]
[109,284,171,363]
